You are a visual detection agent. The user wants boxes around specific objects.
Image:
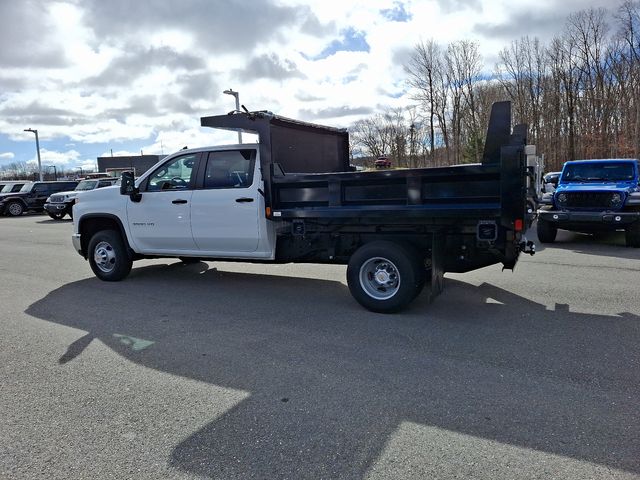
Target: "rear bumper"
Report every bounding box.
[538,209,640,226]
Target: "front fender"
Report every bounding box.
[76,213,133,259]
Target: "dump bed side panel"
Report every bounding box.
[271,164,504,222]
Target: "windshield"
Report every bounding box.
[75,180,98,191]
[19,183,34,193]
[562,162,635,183]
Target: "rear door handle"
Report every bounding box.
[236,197,254,203]
[172,199,188,204]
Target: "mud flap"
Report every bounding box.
[426,233,445,303]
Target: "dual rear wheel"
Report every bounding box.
[347,241,426,313]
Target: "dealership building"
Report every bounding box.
[96,154,163,177]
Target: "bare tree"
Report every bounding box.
[615,0,640,158]
[406,40,442,160]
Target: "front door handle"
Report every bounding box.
[235,197,254,203]
[172,199,188,204]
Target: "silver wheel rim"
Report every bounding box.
[359,256,401,300]
[94,241,117,273]
[8,203,22,215]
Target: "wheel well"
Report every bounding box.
[6,198,27,207]
[79,216,131,258]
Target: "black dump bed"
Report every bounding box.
[201,102,527,232]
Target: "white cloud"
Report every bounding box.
[26,148,81,167]
[0,152,15,159]
[0,0,616,170]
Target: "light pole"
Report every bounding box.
[24,128,42,181]
[223,89,242,144]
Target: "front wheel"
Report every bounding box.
[88,230,132,281]
[626,223,640,248]
[347,241,424,313]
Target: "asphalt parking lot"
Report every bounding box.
[1,214,639,479]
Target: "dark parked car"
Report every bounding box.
[0,181,78,216]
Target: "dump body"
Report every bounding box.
[201,102,529,273]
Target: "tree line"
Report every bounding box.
[0,162,91,181]
[350,1,640,172]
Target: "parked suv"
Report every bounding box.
[44,177,119,220]
[537,159,640,247]
[374,156,391,169]
[0,181,31,193]
[0,181,78,216]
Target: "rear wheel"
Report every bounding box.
[626,222,640,248]
[6,201,24,217]
[88,230,132,281]
[537,218,557,243]
[347,241,424,313]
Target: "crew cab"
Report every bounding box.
[44,177,119,220]
[0,180,78,216]
[537,159,640,247]
[72,102,534,313]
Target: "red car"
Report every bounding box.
[374,156,391,169]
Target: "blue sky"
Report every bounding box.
[0,0,613,175]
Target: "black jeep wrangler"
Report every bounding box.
[0,181,78,216]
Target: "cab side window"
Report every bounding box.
[203,150,255,189]
[147,154,197,192]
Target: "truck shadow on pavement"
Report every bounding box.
[26,262,640,478]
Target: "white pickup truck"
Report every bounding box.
[72,103,533,312]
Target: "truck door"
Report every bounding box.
[190,149,260,253]
[126,153,199,253]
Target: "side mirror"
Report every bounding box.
[120,172,135,195]
[120,172,141,201]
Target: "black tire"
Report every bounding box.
[87,230,132,281]
[48,212,65,220]
[626,222,640,248]
[537,218,557,243]
[6,201,24,217]
[179,256,201,264]
[347,241,424,313]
